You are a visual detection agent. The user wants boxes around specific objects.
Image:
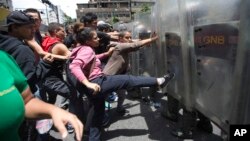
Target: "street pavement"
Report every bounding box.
[48,93,224,141]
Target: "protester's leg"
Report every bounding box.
[66,70,89,124]
[72,81,94,139]
[43,77,70,106]
[87,98,105,141]
[43,77,84,125]
[116,89,127,112]
[74,77,106,140]
[90,75,157,132]
[96,75,157,95]
[98,74,175,95]
[70,91,84,122]
[84,103,94,134]
[84,74,174,140]
[43,77,62,105]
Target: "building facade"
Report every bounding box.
[11,0,66,25]
[0,0,12,26]
[76,0,155,23]
[0,0,13,10]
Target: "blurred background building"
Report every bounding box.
[1,0,155,26]
[1,0,67,25]
[0,0,12,25]
[76,0,155,23]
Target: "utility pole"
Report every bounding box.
[129,0,132,20]
[45,3,49,24]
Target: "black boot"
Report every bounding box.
[197,112,213,133]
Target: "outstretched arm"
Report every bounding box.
[137,32,158,47]
[22,87,83,140]
[26,39,69,61]
[119,33,158,53]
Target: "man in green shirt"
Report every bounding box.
[0,51,28,141]
[0,50,83,141]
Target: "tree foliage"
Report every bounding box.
[140,4,151,13]
[112,16,119,24]
[64,14,75,26]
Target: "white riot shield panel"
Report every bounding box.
[193,23,239,132]
[165,32,184,101]
[131,0,250,137]
[131,13,156,77]
[128,13,158,97]
[156,0,186,102]
[185,0,241,133]
[229,0,250,126]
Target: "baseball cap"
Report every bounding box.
[4,11,35,26]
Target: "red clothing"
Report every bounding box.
[42,36,61,52]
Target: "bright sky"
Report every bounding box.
[49,0,88,18]
[12,0,88,18]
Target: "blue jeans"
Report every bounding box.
[82,74,157,141]
[90,75,157,97]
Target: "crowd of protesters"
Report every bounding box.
[0,9,175,141]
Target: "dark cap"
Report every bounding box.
[5,11,35,26]
[97,21,112,31]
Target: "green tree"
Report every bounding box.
[112,16,119,24]
[64,13,75,26]
[140,4,151,13]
